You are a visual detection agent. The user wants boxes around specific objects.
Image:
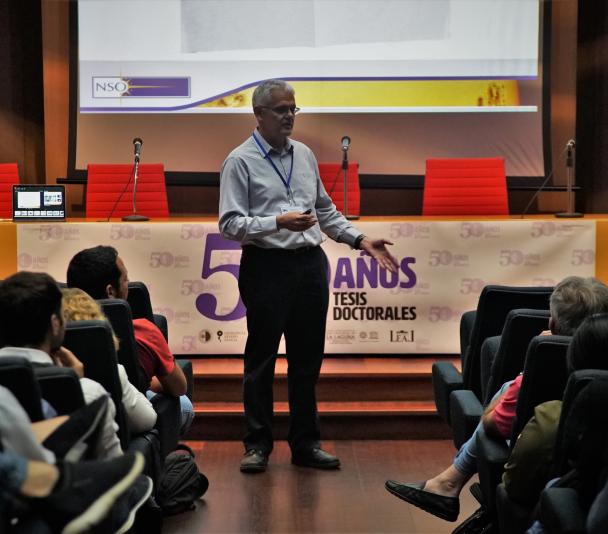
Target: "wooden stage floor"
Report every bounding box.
[164,440,479,534]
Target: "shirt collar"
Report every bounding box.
[252,129,293,156]
[0,346,53,365]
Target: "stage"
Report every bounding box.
[0,215,605,356]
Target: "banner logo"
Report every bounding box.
[92,77,190,98]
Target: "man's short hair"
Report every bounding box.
[67,245,121,299]
[0,271,62,347]
[567,313,608,372]
[550,276,608,335]
[252,79,294,109]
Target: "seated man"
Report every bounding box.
[385,276,608,522]
[0,271,122,459]
[66,245,193,435]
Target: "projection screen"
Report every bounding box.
[73,0,546,180]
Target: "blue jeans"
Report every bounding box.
[453,379,513,476]
[146,391,194,436]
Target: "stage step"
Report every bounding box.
[189,400,450,440]
[186,356,458,440]
[191,357,459,403]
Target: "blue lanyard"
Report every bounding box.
[252,132,294,196]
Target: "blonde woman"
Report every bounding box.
[62,288,157,434]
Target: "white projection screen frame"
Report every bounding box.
[71,0,550,183]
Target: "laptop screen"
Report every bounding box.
[13,185,66,221]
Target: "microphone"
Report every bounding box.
[341,136,351,151]
[566,139,575,168]
[133,137,143,161]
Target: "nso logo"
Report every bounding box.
[92,77,130,98]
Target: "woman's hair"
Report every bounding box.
[567,313,608,373]
[61,287,119,350]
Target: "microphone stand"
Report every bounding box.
[556,143,582,218]
[342,145,358,220]
[122,155,149,221]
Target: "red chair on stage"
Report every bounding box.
[318,162,360,218]
[86,163,169,219]
[422,158,509,216]
[0,163,20,219]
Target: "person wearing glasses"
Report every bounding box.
[219,79,398,474]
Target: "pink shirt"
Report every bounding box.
[492,374,523,439]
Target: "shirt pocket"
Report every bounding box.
[294,171,317,205]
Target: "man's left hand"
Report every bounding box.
[359,237,399,273]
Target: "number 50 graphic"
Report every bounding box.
[195,233,247,321]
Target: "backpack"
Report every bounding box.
[156,444,209,515]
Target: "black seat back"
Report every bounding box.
[535,371,608,533]
[510,334,571,444]
[482,308,551,404]
[477,334,570,525]
[127,281,168,341]
[463,285,553,400]
[98,298,148,393]
[127,281,155,322]
[64,319,130,449]
[0,356,44,422]
[552,370,608,484]
[101,299,183,457]
[34,366,85,416]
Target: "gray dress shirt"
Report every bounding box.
[219,130,361,250]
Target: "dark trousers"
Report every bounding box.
[238,245,329,454]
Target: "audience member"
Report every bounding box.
[62,287,157,435]
[67,245,193,435]
[0,385,152,534]
[503,312,608,504]
[385,276,608,522]
[0,271,122,459]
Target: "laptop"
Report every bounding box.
[12,184,66,221]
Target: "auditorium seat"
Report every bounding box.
[422,157,509,215]
[0,354,84,421]
[0,356,45,422]
[536,372,608,534]
[127,281,168,342]
[64,319,163,481]
[449,308,551,449]
[496,369,608,533]
[127,281,193,399]
[99,298,181,458]
[0,163,20,219]
[476,335,571,528]
[433,285,553,431]
[480,309,551,403]
[318,162,360,217]
[64,320,132,449]
[86,163,169,219]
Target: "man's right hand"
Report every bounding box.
[276,211,317,232]
[51,347,85,378]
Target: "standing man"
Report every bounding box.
[219,79,399,473]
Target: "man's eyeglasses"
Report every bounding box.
[260,105,301,116]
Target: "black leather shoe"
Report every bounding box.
[291,448,340,469]
[240,449,268,473]
[385,480,459,522]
